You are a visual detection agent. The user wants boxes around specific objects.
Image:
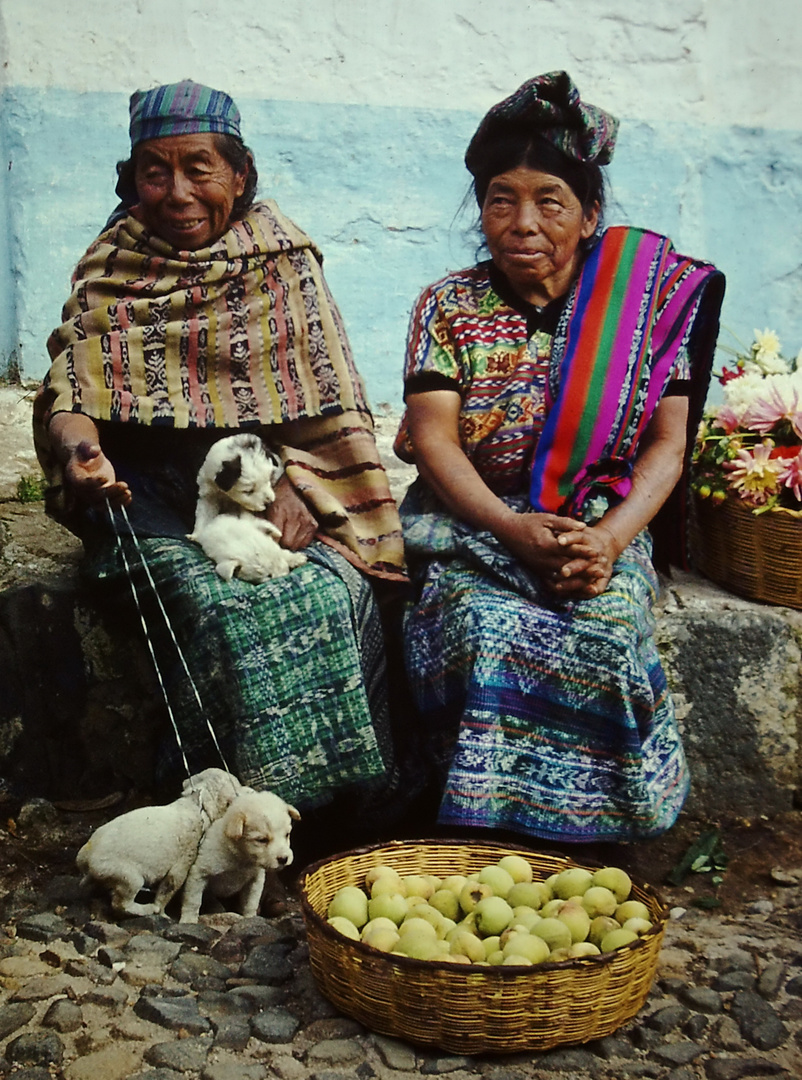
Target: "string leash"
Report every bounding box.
[106,499,234,788]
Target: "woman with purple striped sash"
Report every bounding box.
[395,72,725,844]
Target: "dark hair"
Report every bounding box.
[471,132,605,220]
[114,133,259,220]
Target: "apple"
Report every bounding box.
[539,899,565,919]
[531,917,572,952]
[327,916,361,940]
[459,880,492,914]
[507,881,551,910]
[615,899,650,924]
[402,903,444,933]
[477,864,516,899]
[361,916,399,936]
[473,896,514,937]
[327,886,369,928]
[592,866,632,903]
[430,888,460,922]
[557,900,591,943]
[371,873,407,899]
[497,854,533,883]
[588,915,620,948]
[510,906,542,931]
[403,874,435,900]
[621,917,653,936]
[552,867,594,900]
[581,886,618,919]
[487,950,505,966]
[448,930,486,963]
[441,875,468,897]
[365,864,402,891]
[481,935,501,959]
[600,927,639,952]
[361,925,400,952]
[569,941,601,958]
[367,893,407,926]
[501,931,550,965]
[398,916,438,942]
[395,932,447,960]
[502,954,534,966]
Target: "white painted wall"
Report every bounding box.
[1,0,800,404]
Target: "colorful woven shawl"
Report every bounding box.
[35,201,405,578]
[529,226,722,520]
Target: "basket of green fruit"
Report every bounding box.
[298,839,668,1054]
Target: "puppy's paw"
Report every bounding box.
[215,559,239,581]
[285,551,307,570]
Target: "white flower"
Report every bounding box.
[722,370,769,423]
[749,327,787,375]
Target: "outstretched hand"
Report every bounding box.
[65,439,131,508]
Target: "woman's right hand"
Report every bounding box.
[48,412,131,508]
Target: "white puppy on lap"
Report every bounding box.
[189,433,307,583]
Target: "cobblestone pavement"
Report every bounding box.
[0,803,800,1080]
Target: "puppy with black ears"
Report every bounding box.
[189,433,307,582]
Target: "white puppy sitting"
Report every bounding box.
[76,768,248,918]
[179,790,300,923]
[189,433,307,583]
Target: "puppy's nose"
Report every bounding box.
[276,854,289,866]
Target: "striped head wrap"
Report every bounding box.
[465,71,618,173]
[129,80,242,148]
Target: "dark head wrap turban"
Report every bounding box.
[128,79,242,149]
[465,70,619,175]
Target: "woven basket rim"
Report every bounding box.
[299,836,668,975]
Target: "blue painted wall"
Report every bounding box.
[3,87,801,409]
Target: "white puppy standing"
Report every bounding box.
[179,790,300,923]
[76,768,246,918]
[189,433,307,582]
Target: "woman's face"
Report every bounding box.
[481,165,599,306]
[133,134,248,250]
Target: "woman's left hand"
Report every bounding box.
[264,474,318,550]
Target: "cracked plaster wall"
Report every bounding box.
[0,0,800,407]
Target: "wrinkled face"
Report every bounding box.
[481,165,598,306]
[133,133,248,250]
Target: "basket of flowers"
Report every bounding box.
[690,328,802,608]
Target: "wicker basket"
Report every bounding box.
[690,492,802,609]
[299,839,668,1054]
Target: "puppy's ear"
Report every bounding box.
[287,804,301,822]
[215,456,242,492]
[225,810,247,839]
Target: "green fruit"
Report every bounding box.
[473,895,515,936]
[497,854,533,883]
[362,916,399,936]
[501,931,550,964]
[615,899,650,924]
[365,864,402,891]
[477,864,516,898]
[361,926,400,952]
[441,874,468,897]
[540,898,565,918]
[569,941,601,958]
[370,873,406,898]
[430,888,460,921]
[487,949,505,966]
[531,917,572,952]
[398,916,438,941]
[588,915,620,948]
[591,866,632,903]
[549,947,572,962]
[552,867,594,899]
[600,927,639,952]
[621,917,653,936]
[396,932,446,960]
[327,916,360,940]
[482,935,501,958]
[507,881,551,910]
[459,880,492,914]
[557,900,591,943]
[403,874,435,899]
[448,930,486,963]
[367,893,407,926]
[327,886,369,928]
[581,886,618,919]
[502,953,534,966]
[402,903,444,934]
[510,906,542,931]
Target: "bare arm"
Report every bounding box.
[47,412,131,508]
[405,390,593,582]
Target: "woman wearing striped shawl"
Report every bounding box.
[34,81,409,829]
[395,72,725,844]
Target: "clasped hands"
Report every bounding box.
[497,510,619,600]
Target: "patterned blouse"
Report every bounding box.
[397,260,691,498]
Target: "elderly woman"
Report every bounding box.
[395,72,725,845]
[34,81,407,825]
